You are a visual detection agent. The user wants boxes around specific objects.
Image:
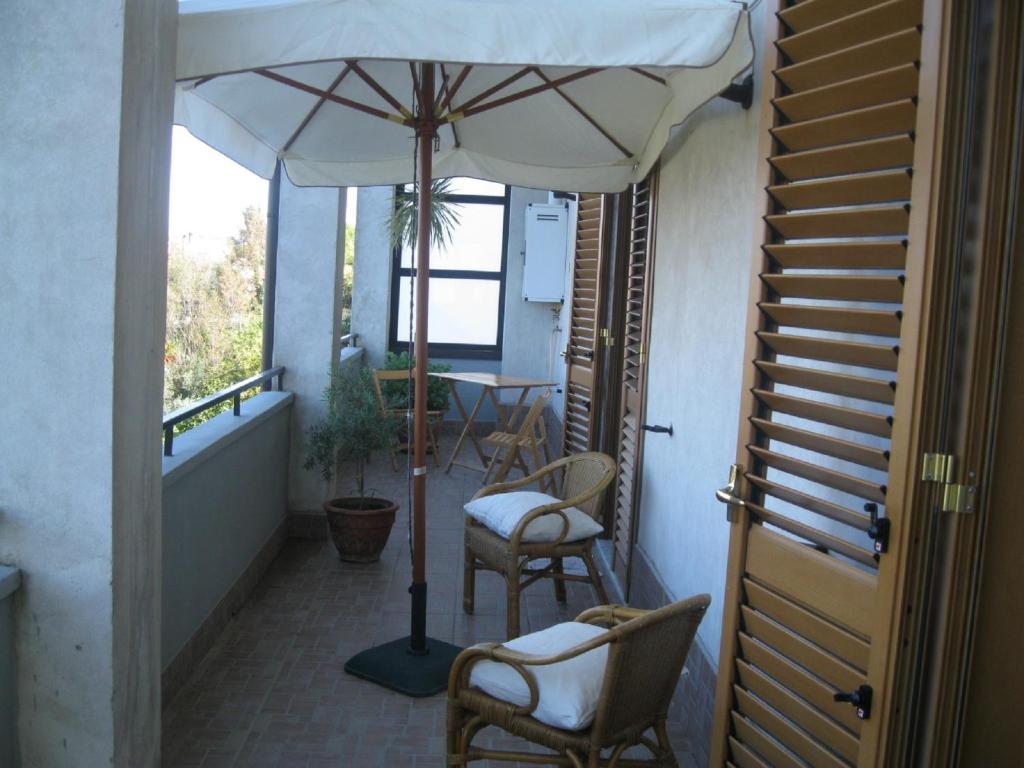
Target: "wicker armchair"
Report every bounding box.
[447,595,711,767]
[463,452,616,640]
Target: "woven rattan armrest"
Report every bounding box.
[574,604,650,628]
[472,465,563,500]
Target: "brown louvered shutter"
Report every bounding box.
[712,1,946,766]
[610,171,658,591]
[561,193,609,457]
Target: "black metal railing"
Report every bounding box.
[162,367,285,457]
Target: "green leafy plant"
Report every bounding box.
[303,366,400,499]
[381,351,451,412]
[389,178,462,250]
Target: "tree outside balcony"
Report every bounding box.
[163,205,266,432]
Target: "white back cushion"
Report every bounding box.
[469,621,609,730]
[464,491,603,543]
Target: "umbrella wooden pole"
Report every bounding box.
[410,62,435,655]
[341,62,462,696]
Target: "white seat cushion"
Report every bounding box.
[464,491,603,543]
[469,621,609,730]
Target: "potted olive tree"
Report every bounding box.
[304,366,401,562]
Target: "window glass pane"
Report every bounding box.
[396,277,500,345]
[400,202,504,271]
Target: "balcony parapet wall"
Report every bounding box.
[0,566,20,767]
[161,392,293,706]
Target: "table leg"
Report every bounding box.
[507,386,532,432]
[487,387,510,433]
[445,382,490,473]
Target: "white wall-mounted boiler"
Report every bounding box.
[522,202,570,303]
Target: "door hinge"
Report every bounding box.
[921,452,975,514]
[638,343,646,364]
[941,483,973,514]
[921,452,955,483]
[600,327,615,347]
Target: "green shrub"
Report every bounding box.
[380,351,451,413]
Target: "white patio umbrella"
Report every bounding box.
[175,0,754,696]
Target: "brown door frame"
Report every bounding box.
[891,0,1024,763]
[595,191,631,534]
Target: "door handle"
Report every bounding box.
[715,464,745,522]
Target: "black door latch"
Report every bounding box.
[864,503,890,558]
[641,423,673,436]
[834,684,873,720]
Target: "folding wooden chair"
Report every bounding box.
[371,369,443,471]
[481,390,553,489]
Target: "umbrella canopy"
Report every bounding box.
[174,0,754,694]
[176,0,753,192]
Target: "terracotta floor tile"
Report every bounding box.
[162,435,698,766]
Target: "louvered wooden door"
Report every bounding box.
[561,193,609,457]
[711,1,946,766]
[611,172,658,591]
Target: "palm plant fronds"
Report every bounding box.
[389,177,463,250]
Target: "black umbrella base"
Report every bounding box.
[344,636,463,697]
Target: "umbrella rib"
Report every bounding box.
[437,64,472,113]
[630,67,667,86]
[531,67,632,159]
[347,60,414,120]
[452,68,605,121]
[438,64,461,148]
[409,62,421,107]
[282,64,352,152]
[453,66,534,113]
[256,69,410,126]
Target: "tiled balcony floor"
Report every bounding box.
[162,436,698,767]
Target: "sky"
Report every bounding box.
[168,126,357,262]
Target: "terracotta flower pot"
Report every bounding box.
[323,496,398,563]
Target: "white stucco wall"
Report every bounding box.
[351,186,395,369]
[273,180,348,513]
[500,187,565,406]
[634,3,766,663]
[0,1,175,764]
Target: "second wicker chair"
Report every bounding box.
[463,452,616,639]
